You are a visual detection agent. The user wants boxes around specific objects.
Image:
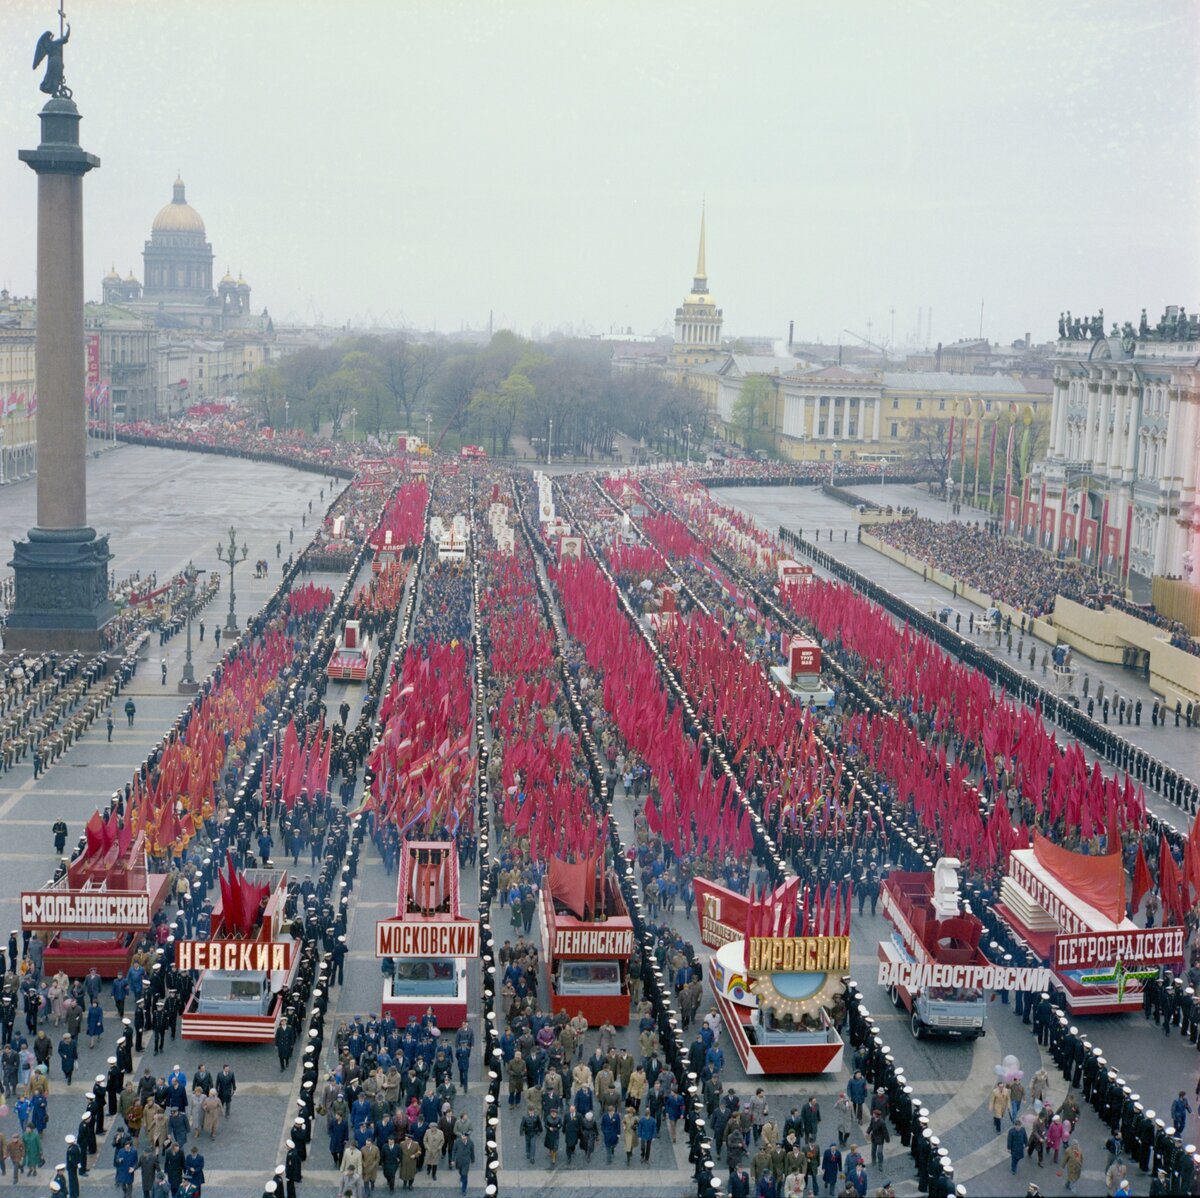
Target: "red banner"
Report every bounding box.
[1079,517,1097,564]
[1004,493,1020,537]
[1022,501,1039,542]
[1101,526,1122,574]
[1059,511,1076,554]
[692,877,749,949]
[85,334,100,385]
[1040,506,1056,551]
[1033,834,1125,924]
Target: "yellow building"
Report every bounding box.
[717,362,1040,463]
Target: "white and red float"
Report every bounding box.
[692,876,848,1074]
[540,856,634,1026]
[21,811,171,979]
[877,857,1032,1039]
[776,560,813,587]
[370,529,402,574]
[180,857,300,1042]
[770,633,834,707]
[997,834,1182,1014]
[376,841,475,1027]
[327,618,372,682]
[646,585,678,634]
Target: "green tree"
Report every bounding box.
[375,336,441,434]
[731,375,774,450]
[335,349,391,438]
[241,364,286,428]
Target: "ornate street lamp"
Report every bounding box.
[178,561,205,693]
[215,526,249,633]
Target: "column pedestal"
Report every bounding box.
[6,527,114,652]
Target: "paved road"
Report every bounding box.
[0,446,333,1196]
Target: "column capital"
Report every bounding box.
[18,97,99,175]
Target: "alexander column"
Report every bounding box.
[6,14,113,651]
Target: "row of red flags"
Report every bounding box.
[480,545,609,878]
[289,582,334,618]
[552,550,753,862]
[263,717,332,809]
[651,481,1200,922]
[365,641,474,837]
[78,628,299,867]
[370,480,429,550]
[217,851,270,938]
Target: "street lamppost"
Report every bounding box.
[547,418,553,467]
[178,561,206,693]
[684,422,692,465]
[946,476,954,518]
[831,441,838,486]
[425,412,432,447]
[215,526,249,634]
[284,400,289,432]
[349,407,357,442]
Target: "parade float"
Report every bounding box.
[180,857,299,1042]
[877,856,1025,1040]
[997,834,1182,1014]
[21,809,171,979]
[770,633,835,707]
[326,618,372,682]
[540,856,634,1026]
[375,841,476,1027]
[693,876,848,1074]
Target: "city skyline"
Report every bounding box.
[0,0,1197,344]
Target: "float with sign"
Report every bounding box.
[327,618,373,682]
[996,835,1181,1014]
[877,857,1003,1040]
[540,857,633,1026]
[776,560,813,588]
[181,860,300,1042]
[770,633,834,707]
[21,813,171,979]
[376,841,475,1026]
[693,877,848,1074]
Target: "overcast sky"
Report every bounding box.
[1,1,1196,347]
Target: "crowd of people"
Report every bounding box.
[26,410,1190,1198]
[871,516,1099,616]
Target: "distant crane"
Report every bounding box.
[842,328,893,358]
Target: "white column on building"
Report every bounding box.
[1083,380,1097,463]
[1125,384,1141,480]
[1164,388,1181,481]
[1051,382,1068,455]
[872,397,881,441]
[1169,391,1196,486]
[1096,384,1111,473]
[1110,388,1127,476]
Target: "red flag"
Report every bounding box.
[1159,837,1186,924]
[1130,842,1153,915]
